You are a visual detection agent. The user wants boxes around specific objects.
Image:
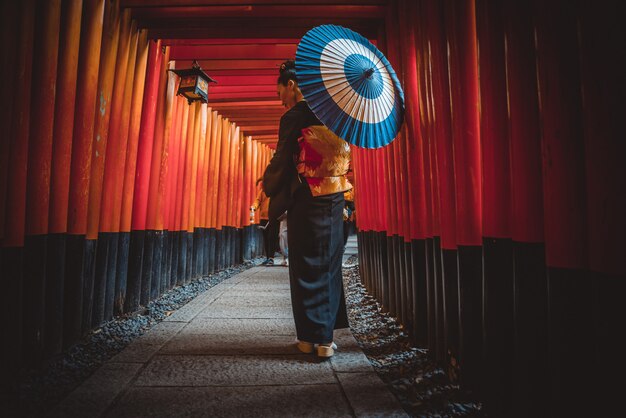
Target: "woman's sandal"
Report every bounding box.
[296,340,337,357]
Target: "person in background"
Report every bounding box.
[251,178,278,266]
[277,211,289,266]
[263,60,352,358]
[343,188,355,247]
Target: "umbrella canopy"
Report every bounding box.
[296,24,405,149]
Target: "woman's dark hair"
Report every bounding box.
[277,59,297,85]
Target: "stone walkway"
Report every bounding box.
[52,243,407,417]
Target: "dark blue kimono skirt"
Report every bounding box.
[287,186,349,344]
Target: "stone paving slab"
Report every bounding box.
[133,354,336,386]
[110,321,187,363]
[195,305,294,319]
[336,372,409,418]
[56,259,408,417]
[182,317,296,335]
[51,362,143,418]
[106,385,353,418]
[160,334,302,355]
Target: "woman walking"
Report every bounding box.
[263,60,352,358]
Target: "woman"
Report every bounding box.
[251,178,277,265]
[263,60,352,358]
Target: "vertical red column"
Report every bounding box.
[131,39,162,232]
[445,0,483,392]
[0,1,20,244]
[146,45,171,232]
[86,0,121,241]
[447,0,482,247]
[49,0,83,235]
[100,10,132,234]
[199,106,212,231]
[534,2,589,414]
[503,0,547,413]
[172,103,187,232]
[209,114,223,230]
[476,0,511,240]
[67,0,105,236]
[26,0,61,237]
[165,95,182,232]
[120,30,148,234]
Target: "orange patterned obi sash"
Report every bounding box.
[297,125,352,197]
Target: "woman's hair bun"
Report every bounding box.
[279,59,296,73]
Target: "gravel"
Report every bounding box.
[17,258,264,417]
[17,255,483,418]
[343,256,484,417]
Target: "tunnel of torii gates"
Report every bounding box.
[0,0,624,416]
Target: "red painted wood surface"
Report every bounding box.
[26,0,61,236]
[164,92,182,230]
[198,105,211,229]
[578,3,626,276]
[0,1,19,242]
[504,0,543,244]
[173,102,189,231]
[3,0,35,247]
[476,0,511,240]
[100,10,133,233]
[208,113,222,229]
[131,39,162,231]
[120,30,149,233]
[49,0,83,234]
[146,45,170,231]
[535,1,587,269]
[67,0,105,236]
[446,0,482,247]
[87,0,122,240]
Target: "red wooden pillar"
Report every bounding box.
[445,0,483,392]
[173,103,189,234]
[578,5,626,415]
[120,29,149,235]
[23,0,61,361]
[125,36,161,311]
[86,0,121,241]
[26,0,61,237]
[49,0,82,235]
[4,0,34,369]
[534,2,589,414]
[209,114,223,230]
[100,10,132,235]
[88,0,122,327]
[0,1,20,244]
[216,119,231,230]
[131,39,162,233]
[186,104,201,235]
[146,45,171,232]
[68,0,104,236]
[199,106,212,232]
[503,0,547,413]
[475,0,515,412]
[165,94,182,232]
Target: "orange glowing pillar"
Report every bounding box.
[146,45,171,232]
[100,10,132,234]
[49,0,83,235]
[120,30,148,234]
[25,0,61,237]
[209,113,222,229]
[173,102,189,232]
[86,0,121,240]
[131,39,162,232]
[67,0,105,236]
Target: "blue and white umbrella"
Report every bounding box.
[296,24,405,149]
